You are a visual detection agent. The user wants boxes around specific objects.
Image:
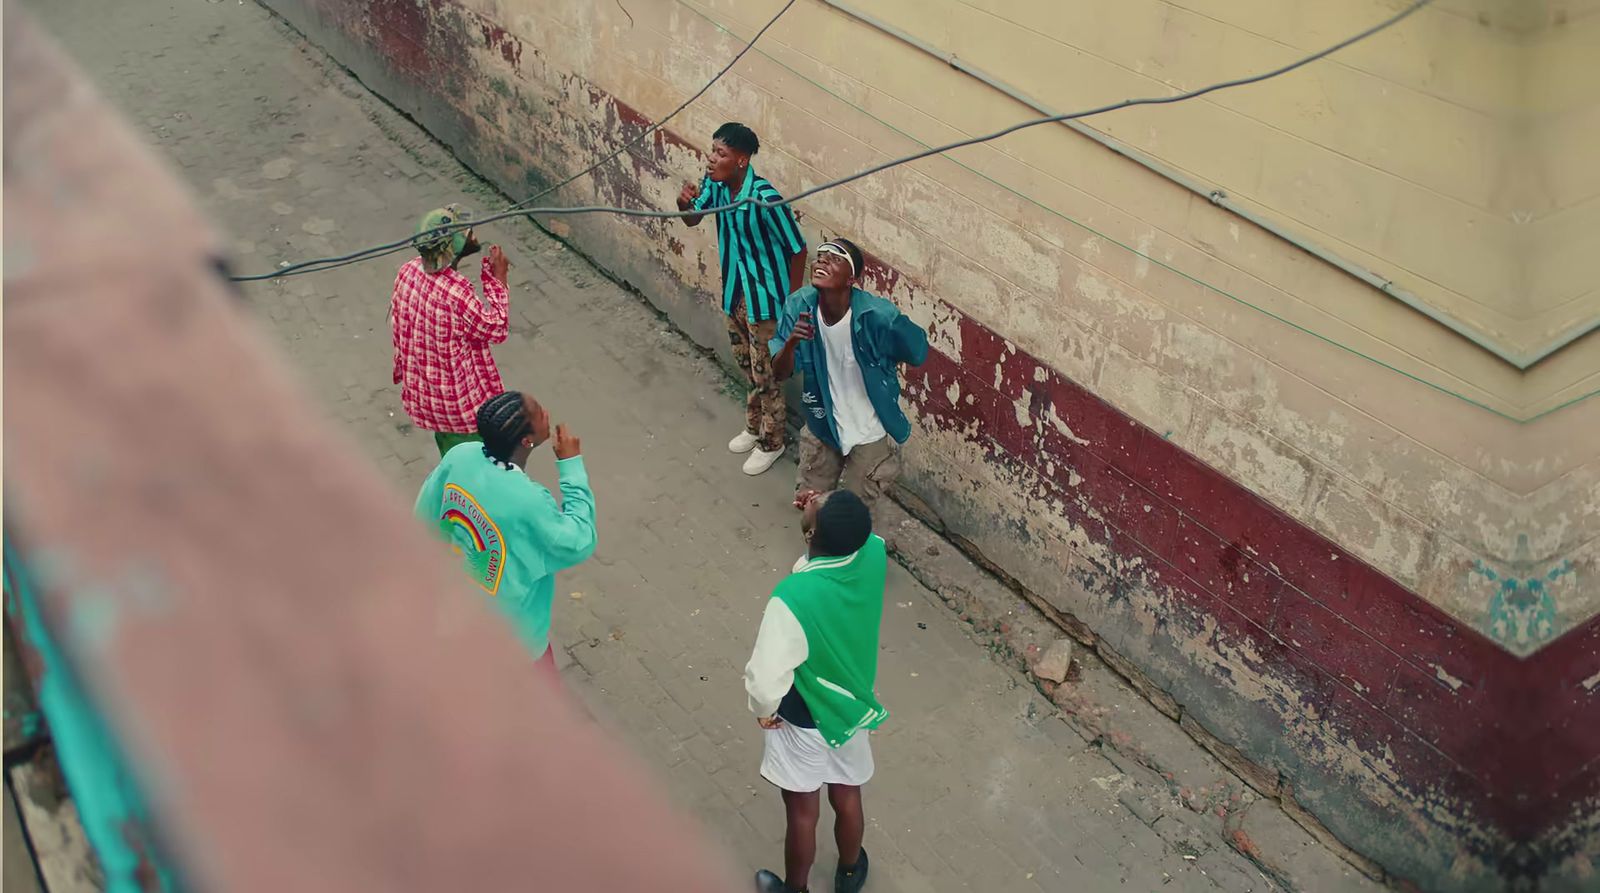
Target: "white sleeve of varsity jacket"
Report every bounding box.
[745,598,809,718]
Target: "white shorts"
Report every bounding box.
[760,721,875,792]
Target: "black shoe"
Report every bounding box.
[754,869,794,893]
[835,847,869,893]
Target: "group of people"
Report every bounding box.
[390,121,929,893]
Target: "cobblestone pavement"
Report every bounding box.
[25,1,1385,890]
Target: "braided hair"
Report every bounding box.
[477,391,532,468]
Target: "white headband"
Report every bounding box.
[818,241,856,276]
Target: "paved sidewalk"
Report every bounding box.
[25,2,1382,890]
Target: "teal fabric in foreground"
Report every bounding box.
[3,539,180,892]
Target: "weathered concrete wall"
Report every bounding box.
[252,0,1600,886]
[1519,7,1600,348]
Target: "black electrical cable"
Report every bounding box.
[232,0,1432,282]
[505,0,799,214]
[232,0,798,283]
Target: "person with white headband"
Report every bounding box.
[771,238,929,519]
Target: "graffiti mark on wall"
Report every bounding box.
[1476,535,1575,651]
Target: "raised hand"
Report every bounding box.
[488,245,509,282]
[788,311,815,344]
[553,424,581,460]
[677,181,701,212]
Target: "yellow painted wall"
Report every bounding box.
[365,0,1599,637]
[1520,9,1600,347]
[244,0,1600,873]
[649,1,1592,618]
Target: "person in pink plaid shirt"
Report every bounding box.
[390,205,513,456]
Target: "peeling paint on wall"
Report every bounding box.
[253,0,1600,884]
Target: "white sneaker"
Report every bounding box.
[728,430,761,454]
[743,445,784,476]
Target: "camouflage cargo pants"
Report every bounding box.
[727,296,785,452]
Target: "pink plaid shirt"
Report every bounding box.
[389,256,510,434]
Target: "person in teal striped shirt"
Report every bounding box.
[677,122,808,477]
[414,390,596,684]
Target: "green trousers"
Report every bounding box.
[434,431,483,457]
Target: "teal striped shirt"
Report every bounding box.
[693,167,806,323]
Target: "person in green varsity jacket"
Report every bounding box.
[415,390,596,685]
[744,490,886,893]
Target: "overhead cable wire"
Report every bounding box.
[503,0,798,213]
[674,0,1567,423]
[231,0,799,282]
[230,0,1588,421]
[682,0,1555,423]
[230,0,1432,282]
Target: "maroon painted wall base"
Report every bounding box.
[254,0,1600,884]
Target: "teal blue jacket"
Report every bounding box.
[770,286,930,452]
[415,444,597,657]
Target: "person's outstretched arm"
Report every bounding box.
[458,248,511,345]
[526,425,597,572]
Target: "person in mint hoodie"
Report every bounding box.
[745,490,887,893]
[415,390,596,684]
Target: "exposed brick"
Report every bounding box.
[1031,638,1075,684]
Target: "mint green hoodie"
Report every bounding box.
[415,442,597,657]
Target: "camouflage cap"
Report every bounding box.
[414,204,472,271]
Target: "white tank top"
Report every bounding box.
[818,308,887,455]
